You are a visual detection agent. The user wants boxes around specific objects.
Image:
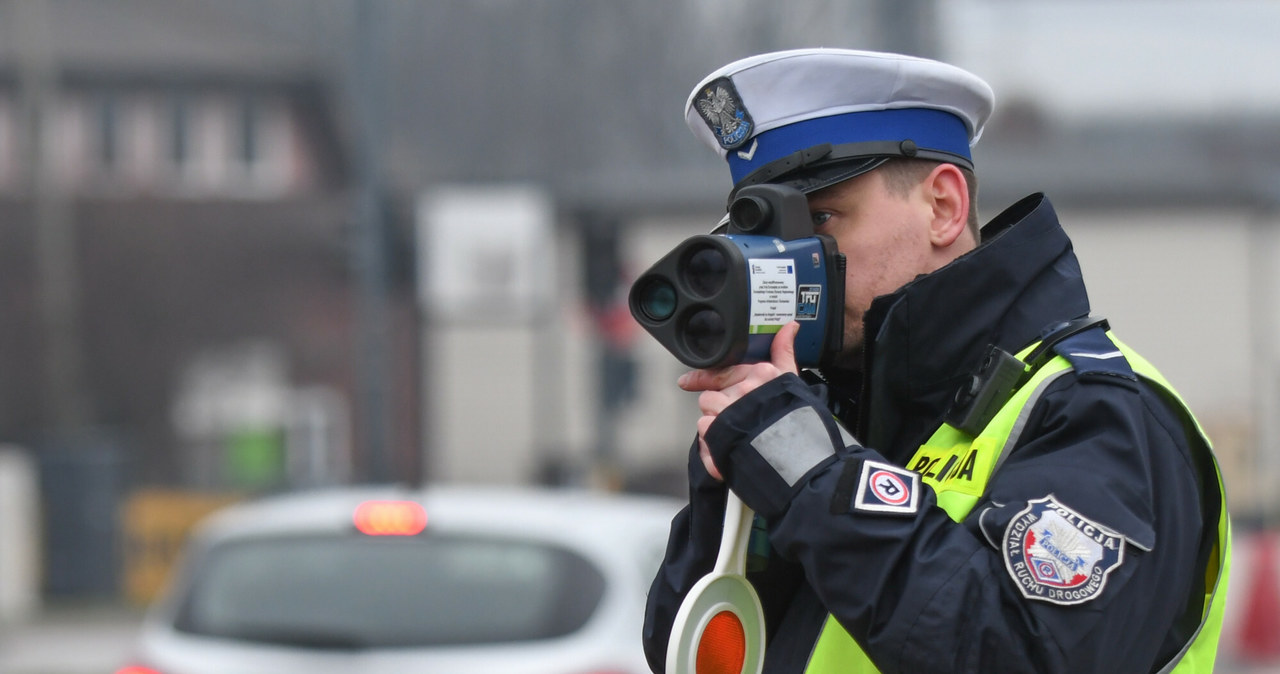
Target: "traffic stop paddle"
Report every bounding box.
[666,491,766,674]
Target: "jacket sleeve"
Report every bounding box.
[704,372,1207,673]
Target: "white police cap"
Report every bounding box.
[685,48,995,195]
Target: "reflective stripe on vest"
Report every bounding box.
[804,334,1231,673]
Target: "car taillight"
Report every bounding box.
[353,500,428,536]
[114,666,163,674]
[695,610,747,674]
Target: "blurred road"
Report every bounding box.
[0,602,143,674]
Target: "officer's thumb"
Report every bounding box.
[772,321,801,375]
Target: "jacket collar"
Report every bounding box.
[850,193,1091,460]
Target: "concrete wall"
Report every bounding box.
[422,213,711,488]
[1061,205,1279,516]
[0,448,39,622]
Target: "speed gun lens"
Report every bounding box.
[353,500,428,536]
[635,278,678,321]
[682,246,729,298]
[695,610,747,674]
[682,309,727,362]
[728,194,770,233]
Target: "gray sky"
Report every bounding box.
[941,0,1280,120]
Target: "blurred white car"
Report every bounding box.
[115,484,682,674]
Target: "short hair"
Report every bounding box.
[877,158,981,241]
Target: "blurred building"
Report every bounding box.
[0,1,422,498]
[0,0,921,495]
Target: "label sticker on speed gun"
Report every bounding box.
[748,259,796,334]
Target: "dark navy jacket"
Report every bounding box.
[643,194,1216,673]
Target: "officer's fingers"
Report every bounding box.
[697,390,730,417]
[771,321,801,375]
[679,365,744,392]
[678,368,710,391]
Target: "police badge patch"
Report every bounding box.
[1003,496,1124,605]
[694,77,754,150]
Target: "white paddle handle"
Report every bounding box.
[664,489,768,674]
[714,491,755,576]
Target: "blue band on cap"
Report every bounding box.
[727,108,972,184]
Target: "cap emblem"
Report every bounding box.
[695,77,754,150]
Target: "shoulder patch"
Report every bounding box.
[1002,496,1124,605]
[1052,328,1136,382]
[852,460,920,516]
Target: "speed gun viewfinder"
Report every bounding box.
[629,184,846,370]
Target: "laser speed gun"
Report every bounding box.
[629,184,845,370]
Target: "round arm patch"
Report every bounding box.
[1002,496,1125,605]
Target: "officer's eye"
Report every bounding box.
[811,212,832,228]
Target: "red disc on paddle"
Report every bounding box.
[695,610,747,674]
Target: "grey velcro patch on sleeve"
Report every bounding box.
[750,407,837,486]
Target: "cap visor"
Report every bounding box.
[777,157,890,194]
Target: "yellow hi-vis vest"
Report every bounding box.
[804,334,1232,674]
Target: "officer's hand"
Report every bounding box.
[678,321,801,481]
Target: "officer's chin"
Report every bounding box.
[826,344,864,372]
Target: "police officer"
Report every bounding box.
[641,49,1230,673]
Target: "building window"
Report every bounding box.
[237,95,260,168]
[0,95,13,189]
[169,94,191,169]
[230,94,292,195]
[97,94,120,171]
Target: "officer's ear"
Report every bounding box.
[924,163,971,249]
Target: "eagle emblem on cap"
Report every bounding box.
[695,77,753,150]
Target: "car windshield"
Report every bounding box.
[173,532,606,649]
